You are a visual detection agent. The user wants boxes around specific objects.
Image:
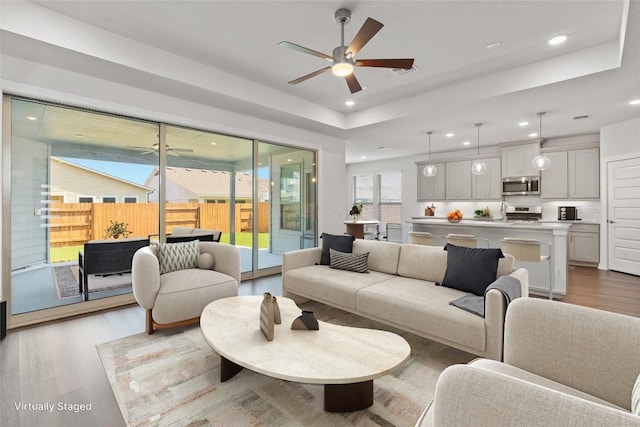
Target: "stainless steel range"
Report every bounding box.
[505,205,542,222]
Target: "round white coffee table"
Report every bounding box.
[201,295,410,412]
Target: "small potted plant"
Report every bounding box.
[104,220,131,239]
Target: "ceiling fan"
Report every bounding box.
[126,143,194,156]
[278,8,414,94]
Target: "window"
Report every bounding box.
[78,196,94,203]
[124,197,137,203]
[102,196,116,203]
[352,171,402,223]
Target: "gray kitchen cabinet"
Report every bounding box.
[541,151,568,199]
[472,157,502,199]
[446,160,472,200]
[417,162,446,201]
[569,148,599,199]
[501,143,540,177]
[568,223,599,265]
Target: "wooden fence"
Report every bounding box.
[49,202,270,247]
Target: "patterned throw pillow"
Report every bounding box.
[156,240,199,274]
[329,248,369,273]
[632,373,640,416]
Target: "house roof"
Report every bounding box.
[52,157,151,191]
[146,167,270,199]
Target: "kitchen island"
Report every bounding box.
[407,218,571,297]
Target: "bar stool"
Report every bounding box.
[446,234,478,248]
[501,238,553,299]
[408,231,433,245]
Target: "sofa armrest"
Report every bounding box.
[132,246,161,309]
[505,298,640,410]
[508,267,528,296]
[198,242,241,285]
[431,364,640,427]
[282,247,322,274]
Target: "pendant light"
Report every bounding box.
[532,112,551,171]
[471,123,487,175]
[423,131,437,177]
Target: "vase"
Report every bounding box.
[260,292,275,341]
[291,310,319,330]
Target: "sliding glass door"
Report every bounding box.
[3,96,317,326]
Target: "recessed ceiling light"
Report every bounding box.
[210,142,217,145]
[360,156,367,159]
[26,116,38,121]
[445,133,454,138]
[258,162,263,166]
[529,132,539,138]
[345,100,355,106]
[548,34,568,45]
[518,121,529,127]
[629,99,640,105]
[486,41,501,50]
[287,158,292,162]
[462,141,471,146]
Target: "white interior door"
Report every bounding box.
[607,157,640,276]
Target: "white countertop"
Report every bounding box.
[407,218,572,230]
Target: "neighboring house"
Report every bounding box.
[50,157,152,203]
[144,166,270,203]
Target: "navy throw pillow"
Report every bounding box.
[440,244,505,296]
[319,233,355,265]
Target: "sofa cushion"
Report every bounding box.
[470,359,628,412]
[352,239,402,274]
[356,276,486,351]
[319,233,355,265]
[440,244,505,296]
[156,240,199,274]
[153,269,237,324]
[329,248,369,273]
[397,244,448,283]
[197,252,215,270]
[284,265,394,310]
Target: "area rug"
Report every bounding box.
[54,265,132,299]
[97,301,475,427]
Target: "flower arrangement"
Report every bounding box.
[349,203,364,221]
[104,220,131,239]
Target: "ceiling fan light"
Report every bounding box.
[332,62,354,77]
[423,164,437,177]
[532,154,551,171]
[471,160,487,175]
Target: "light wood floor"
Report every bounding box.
[0,270,638,427]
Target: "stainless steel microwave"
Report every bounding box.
[502,176,540,196]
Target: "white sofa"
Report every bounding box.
[282,239,528,360]
[422,298,640,426]
[132,241,240,334]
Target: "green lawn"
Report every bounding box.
[50,233,271,262]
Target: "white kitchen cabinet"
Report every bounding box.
[417,162,446,201]
[568,223,599,265]
[540,148,599,199]
[569,148,599,199]
[541,151,568,199]
[446,160,472,200]
[501,143,540,177]
[472,158,502,200]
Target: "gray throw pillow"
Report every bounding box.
[319,233,355,265]
[156,240,199,274]
[439,244,504,296]
[329,248,369,273]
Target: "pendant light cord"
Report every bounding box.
[475,123,482,157]
[427,131,432,159]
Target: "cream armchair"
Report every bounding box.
[132,241,240,334]
[420,298,640,426]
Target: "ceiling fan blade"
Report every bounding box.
[346,18,383,57]
[355,58,414,69]
[288,67,331,84]
[278,41,332,61]
[171,148,194,153]
[345,73,362,94]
